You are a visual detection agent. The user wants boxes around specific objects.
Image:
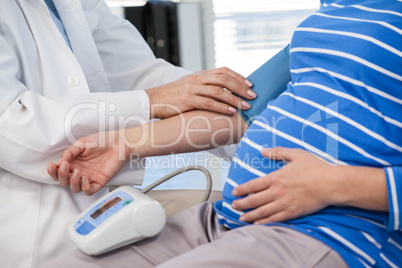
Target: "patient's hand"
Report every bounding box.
[231,147,336,224]
[48,131,130,195]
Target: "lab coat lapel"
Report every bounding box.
[14,0,90,97]
[54,0,112,93]
[15,0,71,54]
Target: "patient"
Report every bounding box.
[46,1,401,267]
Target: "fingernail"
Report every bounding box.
[231,203,237,209]
[228,107,237,113]
[60,162,67,172]
[47,164,53,173]
[247,90,257,99]
[232,189,239,196]
[260,148,271,155]
[242,101,251,109]
[245,79,253,87]
[72,169,78,179]
[239,216,245,222]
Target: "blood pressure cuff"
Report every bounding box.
[240,44,291,125]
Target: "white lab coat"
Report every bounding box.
[0,0,191,267]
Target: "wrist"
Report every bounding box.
[327,165,388,211]
[116,129,134,161]
[325,165,351,206]
[145,87,158,119]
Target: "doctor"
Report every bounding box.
[0,0,262,267]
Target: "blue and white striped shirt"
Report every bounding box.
[214,0,402,267]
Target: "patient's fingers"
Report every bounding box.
[70,169,82,193]
[81,176,90,194]
[58,161,71,187]
[48,162,59,181]
[59,144,84,164]
[82,176,98,196]
[81,177,105,196]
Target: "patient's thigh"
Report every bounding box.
[43,202,346,268]
[157,225,347,268]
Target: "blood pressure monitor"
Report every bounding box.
[69,186,166,255]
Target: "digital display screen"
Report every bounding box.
[90,196,122,220]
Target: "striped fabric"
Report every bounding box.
[214,0,402,267]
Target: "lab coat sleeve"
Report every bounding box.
[384,166,402,231]
[83,0,191,92]
[0,33,148,185]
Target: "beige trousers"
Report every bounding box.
[43,202,347,268]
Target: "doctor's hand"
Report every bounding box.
[146,67,256,119]
[47,131,129,195]
[231,147,336,225]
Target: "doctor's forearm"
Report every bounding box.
[122,110,248,157]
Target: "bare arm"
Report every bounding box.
[124,110,247,157]
[48,110,247,195]
[328,163,387,211]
